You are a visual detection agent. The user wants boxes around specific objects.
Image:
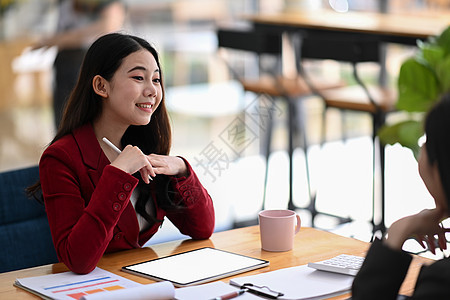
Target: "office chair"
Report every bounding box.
[0,166,58,273]
[217,26,345,227]
[296,31,397,236]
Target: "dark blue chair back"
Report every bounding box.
[0,165,58,273]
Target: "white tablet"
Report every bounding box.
[122,247,269,287]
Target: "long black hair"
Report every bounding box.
[55,32,171,153]
[29,33,181,225]
[424,93,450,210]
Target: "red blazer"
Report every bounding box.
[39,124,215,274]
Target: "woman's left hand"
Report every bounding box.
[147,154,189,177]
[385,208,450,254]
[410,208,450,254]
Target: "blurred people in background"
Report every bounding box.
[34,0,125,128]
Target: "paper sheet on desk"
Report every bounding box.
[230,265,354,300]
[175,281,261,300]
[14,268,143,300]
[80,281,174,300]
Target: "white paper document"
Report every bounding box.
[175,281,261,300]
[81,281,174,300]
[14,267,174,300]
[230,264,354,300]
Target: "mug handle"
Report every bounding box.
[294,214,301,235]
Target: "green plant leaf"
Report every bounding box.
[378,26,449,158]
[397,58,439,112]
[378,120,423,158]
[417,43,444,70]
[436,55,450,93]
[436,26,450,56]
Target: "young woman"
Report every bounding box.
[352,93,450,299]
[31,33,215,274]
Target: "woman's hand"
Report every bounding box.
[385,208,450,254]
[110,145,188,182]
[110,145,156,184]
[147,154,189,177]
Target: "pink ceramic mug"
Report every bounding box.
[258,209,301,252]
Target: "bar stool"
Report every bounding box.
[217,26,346,227]
[296,31,397,236]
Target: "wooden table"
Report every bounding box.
[246,10,449,44]
[0,226,432,299]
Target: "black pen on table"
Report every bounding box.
[102,137,153,181]
[210,289,246,300]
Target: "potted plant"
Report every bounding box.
[378,25,450,158]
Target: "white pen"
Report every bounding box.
[102,137,121,154]
[102,137,153,181]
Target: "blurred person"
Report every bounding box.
[28,32,215,274]
[34,0,125,127]
[352,93,450,299]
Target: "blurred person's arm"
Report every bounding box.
[35,1,125,50]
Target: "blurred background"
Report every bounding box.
[1,0,449,249]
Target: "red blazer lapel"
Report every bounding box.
[72,124,140,248]
[73,124,107,187]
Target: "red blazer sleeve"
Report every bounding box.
[165,157,215,239]
[40,145,138,274]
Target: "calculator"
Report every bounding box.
[307,254,365,276]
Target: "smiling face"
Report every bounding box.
[95,49,162,130]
